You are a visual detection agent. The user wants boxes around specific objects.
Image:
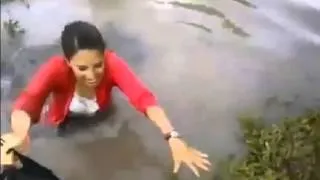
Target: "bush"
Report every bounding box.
[1,0,28,38]
[217,110,320,180]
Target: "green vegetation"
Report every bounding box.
[216,110,320,180]
[1,0,28,38]
[3,19,25,38]
[1,0,15,3]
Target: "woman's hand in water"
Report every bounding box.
[168,137,211,177]
[144,106,211,176]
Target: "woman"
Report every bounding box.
[3,21,211,177]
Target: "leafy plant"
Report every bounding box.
[3,18,25,38]
[216,110,320,180]
[1,0,29,38]
[1,0,15,3]
[1,0,29,6]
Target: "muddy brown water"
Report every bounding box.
[1,0,320,179]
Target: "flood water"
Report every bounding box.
[1,0,320,179]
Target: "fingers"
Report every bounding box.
[201,158,212,166]
[185,161,200,177]
[172,145,212,177]
[6,148,14,154]
[190,148,212,167]
[175,158,211,177]
[190,148,208,158]
[195,154,211,166]
[0,138,4,146]
[193,156,211,171]
[188,148,212,176]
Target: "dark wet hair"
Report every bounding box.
[61,21,106,60]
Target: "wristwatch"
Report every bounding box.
[164,130,181,141]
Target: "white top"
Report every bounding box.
[69,93,99,115]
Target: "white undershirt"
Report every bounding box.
[69,93,99,115]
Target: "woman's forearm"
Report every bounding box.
[146,106,174,134]
[11,110,31,140]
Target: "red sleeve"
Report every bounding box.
[12,57,59,122]
[108,53,158,113]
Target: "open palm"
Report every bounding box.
[168,138,212,177]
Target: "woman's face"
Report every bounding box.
[68,49,104,88]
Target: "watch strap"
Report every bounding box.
[164,131,180,141]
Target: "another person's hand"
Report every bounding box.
[1,133,23,165]
[168,137,212,177]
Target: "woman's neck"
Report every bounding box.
[75,83,96,99]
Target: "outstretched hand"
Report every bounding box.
[168,138,212,177]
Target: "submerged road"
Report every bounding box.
[1,0,320,179]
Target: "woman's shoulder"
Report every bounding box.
[46,55,66,67]
[104,50,125,67]
[104,49,117,62]
[34,55,70,81]
[40,55,68,73]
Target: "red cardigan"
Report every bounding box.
[13,51,157,126]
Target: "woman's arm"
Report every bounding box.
[145,106,174,134]
[109,53,211,177]
[109,53,174,134]
[11,57,59,140]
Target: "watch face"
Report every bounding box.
[171,131,179,138]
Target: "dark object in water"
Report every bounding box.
[0,148,61,180]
